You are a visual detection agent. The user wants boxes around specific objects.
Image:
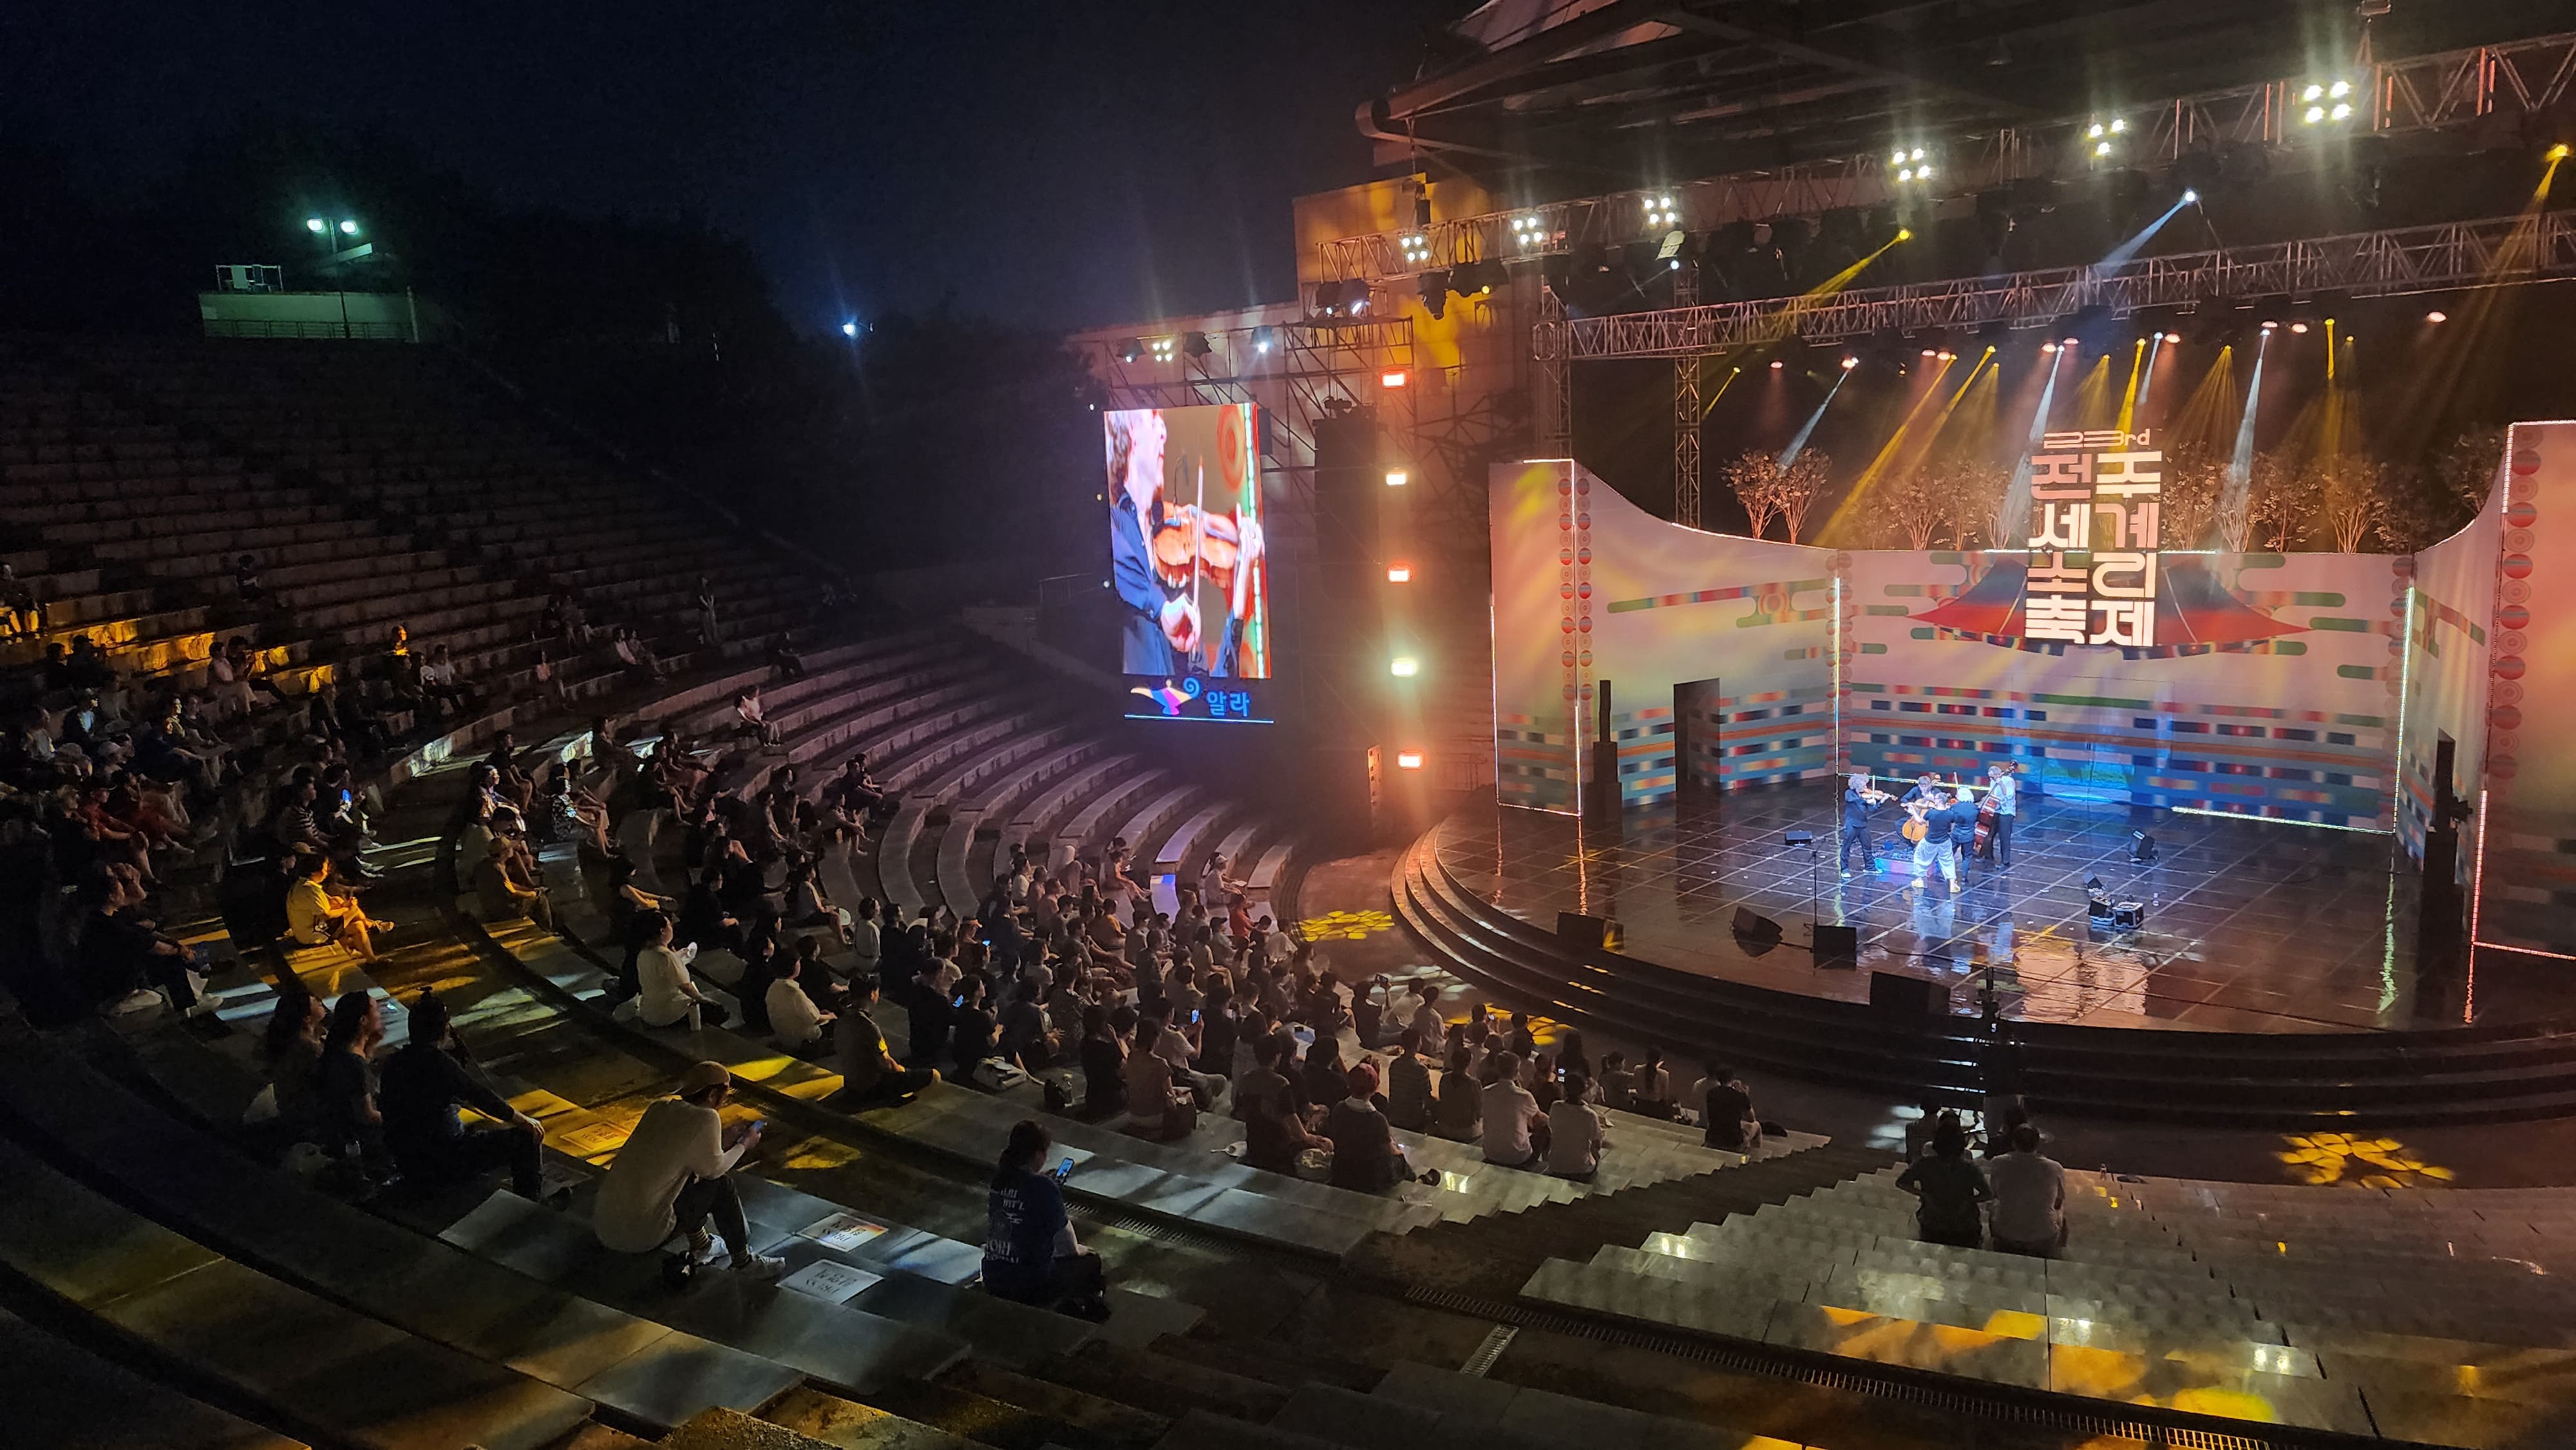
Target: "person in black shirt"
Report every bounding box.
[1896,1116,1993,1248]
[1077,1002,1127,1120]
[981,1120,1109,1319]
[1696,1060,1756,1152]
[316,992,389,1178]
[950,976,996,1076]
[1841,771,1890,878]
[379,992,547,1200]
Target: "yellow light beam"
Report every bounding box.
[2114,337,2147,435]
[1824,348,1993,540]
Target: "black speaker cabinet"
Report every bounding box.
[1557,911,1615,950]
[1870,970,1951,1016]
[1731,906,1782,943]
[1814,923,1859,969]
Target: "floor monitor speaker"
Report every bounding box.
[1814,923,1859,968]
[1869,971,1951,1016]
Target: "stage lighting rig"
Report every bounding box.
[1642,194,1680,232]
[2300,78,2356,126]
[1418,270,1450,320]
[2086,117,2128,160]
[1251,325,1278,355]
[1510,214,1548,251]
[1113,337,1144,363]
[1147,337,1179,363]
[1400,232,1432,267]
[1453,260,1502,298]
[1180,332,1211,359]
[1841,356,1859,370]
[1888,145,1936,184]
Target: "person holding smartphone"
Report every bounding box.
[982,1120,1110,1321]
[592,1061,784,1279]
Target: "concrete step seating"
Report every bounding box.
[0,1136,598,1450]
[0,1304,308,1450]
[940,738,1108,913]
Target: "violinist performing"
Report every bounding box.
[1840,771,1893,878]
[1105,406,1268,679]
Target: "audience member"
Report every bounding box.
[1434,1043,1482,1142]
[836,977,935,1104]
[1895,1117,1993,1248]
[315,991,389,1180]
[284,852,392,961]
[980,1120,1110,1321]
[766,953,837,1052]
[1236,1035,1321,1171]
[1384,1028,1434,1131]
[1545,1072,1610,1180]
[1985,1123,2067,1257]
[591,1061,783,1278]
[1691,1060,1757,1152]
[1479,1051,1548,1168]
[379,991,549,1200]
[635,910,728,1028]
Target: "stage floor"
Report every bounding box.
[1430,786,2534,1033]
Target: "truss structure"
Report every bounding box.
[1566,208,2576,357]
[1317,30,2576,286]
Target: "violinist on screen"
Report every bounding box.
[1105,408,1265,679]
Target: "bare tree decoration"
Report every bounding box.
[2374,463,2468,554]
[1776,449,1830,544]
[2432,426,2508,517]
[2313,457,2392,553]
[1882,465,1946,549]
[2157,441,2226,551]
[2244,450,2316,552]
[1936,460,2012,550]
[1721,451,1786,540]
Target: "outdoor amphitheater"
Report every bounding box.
[12,5,2576,1450]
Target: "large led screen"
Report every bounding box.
[1104,402,1274,722]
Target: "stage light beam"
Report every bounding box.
[1389,656,1419,678]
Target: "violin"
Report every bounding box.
[1150,505,1244,591]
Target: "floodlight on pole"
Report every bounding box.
[306,218,327,234]
[339,220,360,236]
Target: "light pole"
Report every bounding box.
[306,217,362,335]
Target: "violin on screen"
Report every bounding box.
[1149,505,1245,592]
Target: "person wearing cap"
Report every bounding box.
[592,1061,784,1278]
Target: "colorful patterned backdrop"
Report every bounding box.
[2472,421,2576,958]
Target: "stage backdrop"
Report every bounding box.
[2468,420,2576,959]
[1498,460,2410,826]
[1491,460,1832,811]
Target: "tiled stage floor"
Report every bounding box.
[1430,785,2549,1033]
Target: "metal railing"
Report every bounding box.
[1566,208,2576,356]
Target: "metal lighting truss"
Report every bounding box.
[1566,209,2576,357]
[1316,30,2576,285]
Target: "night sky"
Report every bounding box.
[1,0,1463,334]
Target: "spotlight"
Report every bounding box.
[2061,335,2078,346]
[1417,271,1450,319]
[2288,321,2309,334]
[1841,356,1858,370]
[339,220,359,236]
[2552,144,2572,162]
[840,321,858,338]
[2304,106,2327,124]
[1453,260,1503,297]
[1396,751,1424,770]
[1113,337,1144,362]
[1895,227,1913,241]
[2088,122,2105,138]
[2329,102,2352,122]
[1251,325,1278,354]
[2260,319,2279,331]
[2329,80,2351,99]
[2426,310,2448,323]
[1380,369,1408,389]
[1921,348,1937,358]
[1511,214,1547,250]
[2181,189,2200,203]
[1148,336,1179,362]
[1642,194,1679,230]
[1912,147,1925,160]
[1400,232,1432,265]
[1937,350,1955,361]
[2041,342,2059,353]
[305,217,327,233]
[2112,118,2126,133]
[1769,360,1785,370]
[1384,469,1408,487]
[2096,141,2113,157]
[1390,656,1419,678]
[1387,565,1412,583]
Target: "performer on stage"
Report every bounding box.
[1840,771,1893,879]
[1982,762,2018,867]
[1907,787,1960,893]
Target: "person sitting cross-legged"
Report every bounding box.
[1544,1071,1611,1181]
[1896,1116,1994,1250]
[1327,1060,1430,1191]
[981,1120,1110,1321]
[592,1060,784,1280]
[835,977,936,1106]
[766,952,838,1055]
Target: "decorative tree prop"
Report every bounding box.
[1722,450,1786,540]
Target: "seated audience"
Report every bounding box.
[1077,1003,1126,1118]
[591,1061,782,1277]
[1545,1071,1610,1180]
[1326,1060,1421,1191]
[766,953,837,1052]
[1895,1116,1993,1249]
[837,977,935,1104]
[379,990,548,1200]
[635,910,728,1028]
[1236,1035,1321,1172]
[1985,1123,2068,1258]
[1434,1043,1482,1142]
[1691,1060,1758,1152]
[1479,1051,1548,1169]
[981,1120,1110,1321]
[1384,1028,1434,1131]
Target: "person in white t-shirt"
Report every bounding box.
[1545,1073,1610,1179]
[766,955,836,1051]
[592,1061,783,1277]
[1408,982,1444,1046]
[636,913,726,1028]
[1479,1051,1548,1168]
